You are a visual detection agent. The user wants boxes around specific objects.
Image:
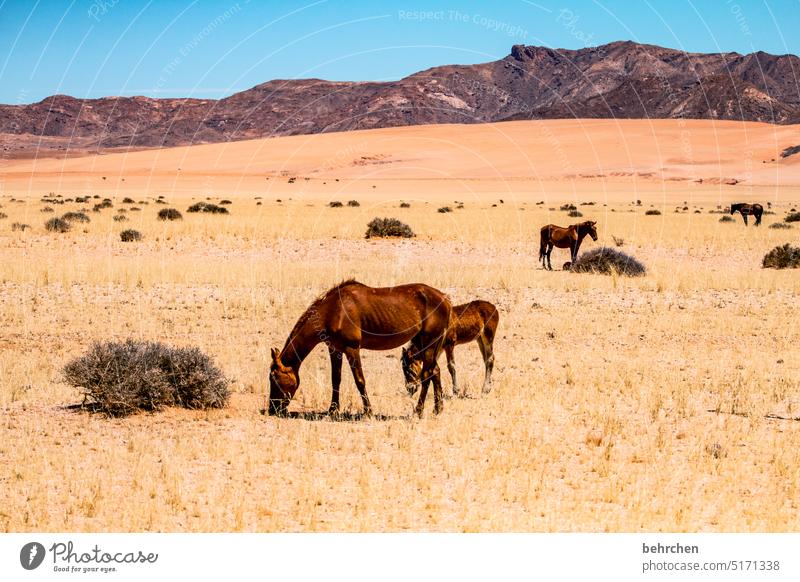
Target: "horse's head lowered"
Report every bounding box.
[268,347,298,416]
[401,347,423,396]
[581,220,598,241]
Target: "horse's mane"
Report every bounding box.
[284,279,364,346]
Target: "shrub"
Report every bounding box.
[645,209,661,216]
[122,197,135,204]
[365,217,415,239]
[62,339,230,417]
[769,222,793,229]
[784,212,800,223]
[186,202,228,214]
[762,244,800,269]
[567,209,583,217]
[719,215,736,223]
[611,235,625,247]
[11,222,30,232]
[560,203,577,211]
[0,212,6,219]
[41,206,55,213]
[571,247,647,277]
[120,229,142,242]
[45,217,71,233]
[158,208,182,221]
[92,200,113,212]
[399,202,411,208]
[328,201,343,208]
[437,206,452,213]
[113,215,128,222]
[219,199,232,205]
[347,200,360,207]
[63,211,90,223]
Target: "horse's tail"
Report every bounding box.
[539,227,548,262]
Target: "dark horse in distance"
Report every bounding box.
[539,220,598,270]
[402,300,499,398]
[268,280,451,418]
[730,203,763,226]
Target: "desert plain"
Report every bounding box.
[1,118,799,532]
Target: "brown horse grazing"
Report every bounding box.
[539,220,598,270]
[730,203,763,226]
[268,280,451,418]
[401,300,499,398]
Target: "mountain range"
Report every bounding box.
[2,40,799,158]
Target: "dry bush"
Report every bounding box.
[399,202,410,208]
[568,209,583,217]
[611,235,625,247]
[560,203,577,211]
[187,202,229,214]
[41,206,55,213]
[328,201,343,208]
[719,215,735,223]
[62,339,230,417]
[158,208,183,221]
[365,217,415,238]
[784,212,800,223]
[645,209,662,216]
[571,247,647,277]
[63,211,90,223]
[11,222,30,231]
[0,212,6,220]
[45,217,71,233]
[120,229,143,242]
[762,244,800,269]
[122,197,135,204]
[219,199,232,205]
[437,206,452,213]
[113,215,128,222]
[347,200,360,207]
[769,222,792,229]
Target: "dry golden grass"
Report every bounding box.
[1,120,799,532]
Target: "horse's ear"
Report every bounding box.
[590,220,597,226]
[271,347,281,364]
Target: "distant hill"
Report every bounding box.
[2,40,799,158]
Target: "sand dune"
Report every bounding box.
[2,119,799,203]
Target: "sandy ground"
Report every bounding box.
[1,119,799,532]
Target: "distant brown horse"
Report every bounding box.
[730,203,763,226]
[268,280,451,418]
[401,300,499,398]
[539,220,598,270]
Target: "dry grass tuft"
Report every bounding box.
[158,208,183,221]
[762,243,800,269]
[45,217,71,233]
[571,247,647,276]
[62,339,230,417]
[365,217,415,238]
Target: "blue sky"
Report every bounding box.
[1,0,798,104]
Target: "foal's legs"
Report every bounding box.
[328,346,343,415]
[444,344,458,398]
[414,346,444,417]
[344,347,372,417]
[476,333,495,394]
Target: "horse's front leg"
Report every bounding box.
[328,346,342,415]
[743,213,748,226]
[546,244,553,270]
[344,347,372,417]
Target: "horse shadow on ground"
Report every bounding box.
[258,408,411,422]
